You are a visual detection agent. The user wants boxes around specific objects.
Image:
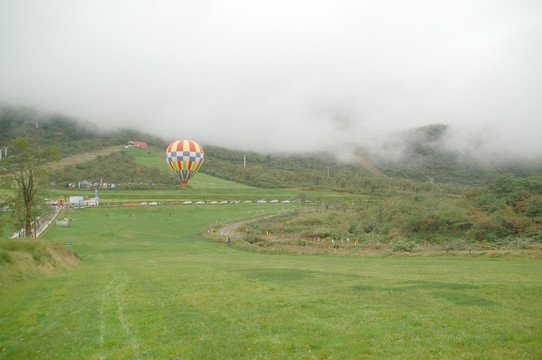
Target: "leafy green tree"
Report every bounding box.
[524,195,542,217]
[489,174,522,206]
[471,191,507,213]
[0,136,61,237]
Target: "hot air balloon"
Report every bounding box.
[166,140,204,188]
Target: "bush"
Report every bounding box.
[243,234,270,245]
[382,199,472,239]
[443,239,472,251]
[468,208,515,241]
[471,191,507,213]
[392,240,416,252]
[0,250,13,264]
[524,195,542,217]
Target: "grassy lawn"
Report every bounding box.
[55,174,366,204]
[1,204,541,359]
[125,147,166,169]
[56,187,363,205]
[55,186,312,204]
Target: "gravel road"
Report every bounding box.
[220,215,276,238]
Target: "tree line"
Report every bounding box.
[52,151,177,188]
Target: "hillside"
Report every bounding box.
[2,105,541,189]
[0,105,168,156]
[360,124,542,185]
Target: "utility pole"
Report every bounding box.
[244,155,247,168]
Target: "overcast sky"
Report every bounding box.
[1,0,541,160]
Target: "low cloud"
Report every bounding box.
[1,1,541,162]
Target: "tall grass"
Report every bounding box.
[0,238,79,286]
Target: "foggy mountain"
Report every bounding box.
[1,105,540,186]
[356,124,542,184]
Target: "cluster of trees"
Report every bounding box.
[202,147,337,188]
[52,151,176,188]
[466,173,542,241]
[243,173,542,247]
[203,146,470,196]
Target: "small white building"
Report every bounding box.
[69,195,99,207]
[70,196,85,206]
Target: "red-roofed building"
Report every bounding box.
[128,141,148,148]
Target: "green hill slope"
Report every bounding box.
[2,105,541,189]
[0,105,168,156]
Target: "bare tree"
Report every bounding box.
[0,136,61,237]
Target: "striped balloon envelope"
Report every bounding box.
[165,140,204,187]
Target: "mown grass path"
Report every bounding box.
[1,204,541,359]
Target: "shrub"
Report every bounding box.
[392,240,416,252]
[244,234,267,245]
[443,239,472,251]
[468,207,515,241]
[471,191,507,213]
[0,250,13,264]
[524,195,542,217]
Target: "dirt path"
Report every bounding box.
[48,145,122,171]
[221,220,254,238]
[220,215,276,238]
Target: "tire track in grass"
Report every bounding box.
[98,280,111,360]
[98,274,140,359]
[114,273,140,355]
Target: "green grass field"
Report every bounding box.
[57,187,360,205]
[1,204,541,359]
[56,175,364,205]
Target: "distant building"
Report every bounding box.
[69,196,84,206]
[69,195,98,207]
[78,180,93,188]
[128,141,148,148]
